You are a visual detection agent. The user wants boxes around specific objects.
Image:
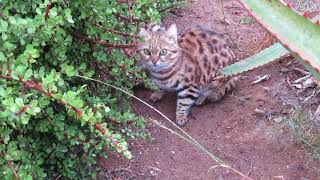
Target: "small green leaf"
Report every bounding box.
[16,65,27,77]
[0,87,5,97]
[23,69,33,80]
[2,33,7,41]
[25,175,32,180]
[36,8,42,15]
[67,17,74,24]
[34,107,41,113]
[65,66,76,77]
[20,117,29,125]
[49,7,58,17]
[27,27,36,34]
[0,52,5,62]
[3,42,15,50]
[38,97,50,108]
[0,19,8,33]
[15,98,24,107]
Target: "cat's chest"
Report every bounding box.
[150,73,183,91]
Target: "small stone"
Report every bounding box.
[240,75,248,80]
[273,117,283,123]
[263,87,271,91]
[150,170,156,176]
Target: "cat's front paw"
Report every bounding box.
[175,117,188,126]
[149,91,164,102]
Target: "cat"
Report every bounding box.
[137,23,238,126]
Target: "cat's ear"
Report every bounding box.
[165,24,178,42]
[139,28,151,40]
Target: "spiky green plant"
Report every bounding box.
[221,0,320,80]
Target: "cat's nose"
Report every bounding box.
[151,56,158,65]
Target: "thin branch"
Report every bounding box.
[127,0,133,25]
[71,29,138,49]
[108,117,135,125]
[112,12,143,22]
[116,0,128,4]
[159,5,178,14]
[44,0,52,21]
[92,38,137,48]
[6,50,11,79]
[94,123,105,135]
[93,23,139,38]
[15,105,31,116]
[0,141,19,180]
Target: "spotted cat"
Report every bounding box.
[137,24,238,126]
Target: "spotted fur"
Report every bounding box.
[137,24,238,126]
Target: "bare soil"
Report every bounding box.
[99,0,320,179]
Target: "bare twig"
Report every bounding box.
[252,74,270,85]
[54,174,62,180]
[292,67,310,76]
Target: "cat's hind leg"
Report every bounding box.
[207,76,238,102]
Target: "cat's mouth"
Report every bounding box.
[146,61,172,71]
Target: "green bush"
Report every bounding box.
[0,0,183,179]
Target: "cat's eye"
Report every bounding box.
[143,49,151,56]
[159,49,168,56]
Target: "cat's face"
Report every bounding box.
[138,24,180,71]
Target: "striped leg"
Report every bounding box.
[176,86,198,126]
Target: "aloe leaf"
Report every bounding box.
[221,14,320,76]
[238,0,320,79]
[221,1,320,79]
[221,43,288,76]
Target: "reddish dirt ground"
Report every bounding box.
[99,0,320,179]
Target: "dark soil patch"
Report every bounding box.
[99,0,320,179]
